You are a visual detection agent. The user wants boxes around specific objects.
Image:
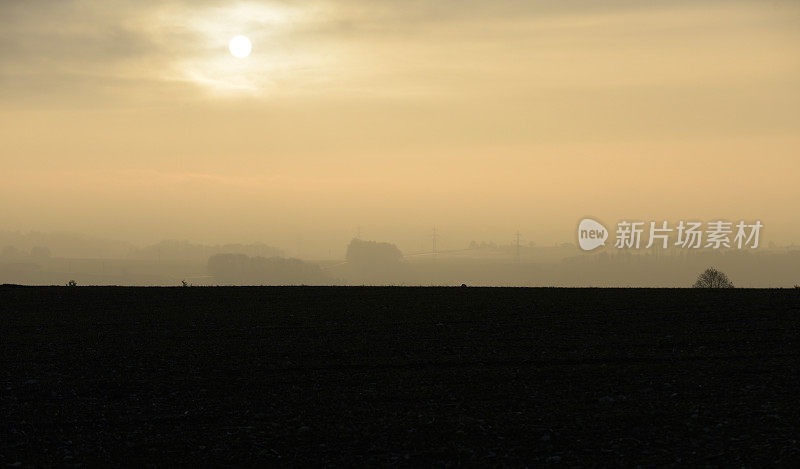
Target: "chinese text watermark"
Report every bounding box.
[578,218,762,251]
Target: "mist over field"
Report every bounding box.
[1,230,798,287]
[2,0,800,282]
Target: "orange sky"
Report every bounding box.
[1,0,799,257]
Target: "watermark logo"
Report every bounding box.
[578,218,609,251]
[578,218,762,251]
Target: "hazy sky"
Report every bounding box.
[1,0,799,257]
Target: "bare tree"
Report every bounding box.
[692,268,734,288]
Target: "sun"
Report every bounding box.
[229,35,252,58]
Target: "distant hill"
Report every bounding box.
[0,231,136,259]
[134,240,284,261]
[0,232,284,262]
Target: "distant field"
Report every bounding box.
[1,286,798,465]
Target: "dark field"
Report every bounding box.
[1,286,799,466]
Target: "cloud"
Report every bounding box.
[1,0,799,109]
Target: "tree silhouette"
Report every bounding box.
[692,267,734,288]
[207,254,330,285]
[345,239,402,267]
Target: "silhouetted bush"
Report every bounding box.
[67,280,77,287]
[692,267,734,288]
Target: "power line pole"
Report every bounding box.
[432,226,438,258]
